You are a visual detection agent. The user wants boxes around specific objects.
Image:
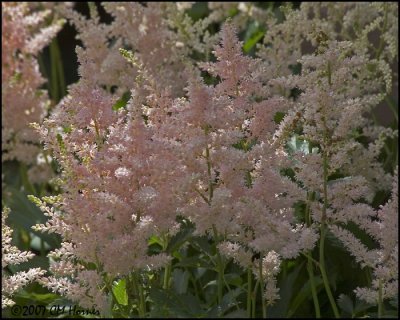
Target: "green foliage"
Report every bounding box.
[113,279,128,306]
[243,21,265,54]
[112,91,131,111]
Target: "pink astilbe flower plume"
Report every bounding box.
[2,207,46,308]
[153,22,316,306]
[2,2,62,181]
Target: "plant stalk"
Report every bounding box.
[132,272,146,317]
[305,191,321,318]
[307,254,321,318]
[258,259,267,318]
[252,279,260,318]
[163,263,171,290]
[212,224,223,305]
[318,60,340,319]
[247,268,252,318]
[378,279,384,318]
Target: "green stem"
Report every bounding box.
[221,272,241,311]
[365,266,372,286]
[319,155,340,318]
[318,60,340,319]
[132,272,145,317]
[138,283,146,317]
[50,40,59,103]
[20,163,37,195]
[385,96,398,123]
[378,279,384,318]
[252,279,260,318]
[186,267,202,300]
[53,38,66,97]
[258,259,267,318]
[212,224,223,305]
[305,192,321,318]
[205,143,213,200]
[37,54,51,94]
[247,268,252,318]
[163,263,171,290]
[319,226,340,318]
[376,4,388,60]
[40,238,45,256]
[307,254,321,318]
[162,235,171,290]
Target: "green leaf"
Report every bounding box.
[268,261,305,317]
[388,296,398,309]
[243,21,265,54]
[8,255,49,274]
[6,187,60,248]
[149,288,205,318]
[243,30,265,53]
[287,275,323,317]
[1,161,22,188]
[190,236,213,256]
[62,125,72,133]
[337,294,354,316]
[56,133,66,152]
[286,135,310,155]
[223,309,247,318]
[167,223,194,254]
[148,235,164,247]
[15,291,60,304]
[112,91,131,111]
[207,288,243,317]
[172,269,190,294]
[175,256,214,269]
[112,279,128,306]
[274,111,286,124]
[30,233,52,251]
[224,273,243,287]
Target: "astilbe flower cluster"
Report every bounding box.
[34,19,316,310]
[28,1,398,313]
[352,168,398,304]
[257,2,398,98]
[160,23,318,304]
[268,2,398,305]
[2,207,46,308]
[273,38,397,303]
[1,2,62,183]
[29,3,205,311]
[61,2,214,97]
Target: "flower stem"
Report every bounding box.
[318,60,340,319]
[132,272,146,317]
[49,40,61,102]
[307,253,321,318]
[53,38,66,97]
[319,225,340,318]
[247,268,252,318]
[162,235,171,290]
[305,192,321,318]
[319,154,340,318]
[376,3,388,60]
[252,279,260,318]
[258,259,267,318]
[212,224,223,305]
[378,279,384,318]
[163,263,171,290]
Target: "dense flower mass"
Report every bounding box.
[2,2,62,184]
[2,2,398,318]
[2,207,46,308]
